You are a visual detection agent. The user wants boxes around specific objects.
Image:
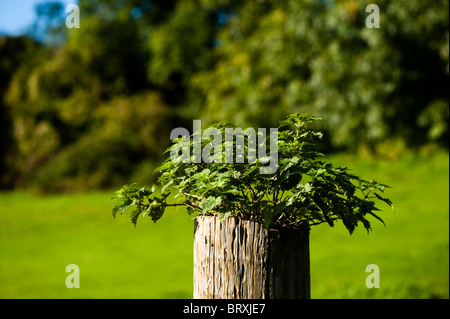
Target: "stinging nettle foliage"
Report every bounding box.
[110,113,394,234]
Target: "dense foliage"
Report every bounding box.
[0,0,448,192]
[110,114,394,233]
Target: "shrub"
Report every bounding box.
[110,113,394,233]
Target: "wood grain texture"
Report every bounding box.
[193,215,310,299]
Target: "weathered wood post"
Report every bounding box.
[193,215,310,299]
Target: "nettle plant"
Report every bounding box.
[110,113,394,233]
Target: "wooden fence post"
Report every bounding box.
[193,215,310,299]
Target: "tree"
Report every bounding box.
[1,1,175,191]
[0,36,42,188]
[28,1,67,45]
[192,0,449,151]
[1,0,448,192]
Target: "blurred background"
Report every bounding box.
[0,0,448,298]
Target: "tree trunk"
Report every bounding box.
[193,215,310,299]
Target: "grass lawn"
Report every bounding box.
[0,152,448,298]
[310,151,449,298]
[0,191,194,298]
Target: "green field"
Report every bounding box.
[0,152,448,298]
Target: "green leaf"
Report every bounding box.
[262,202,287,228]
[161,179,174,194]
[199,196,223,213]
[112,205,120,218]
[367,211,386,227]
[130,208,141,227]
[313,195,334,227]
[374,192,395,212]
[149,205,165,223]
[154,160,173,173]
